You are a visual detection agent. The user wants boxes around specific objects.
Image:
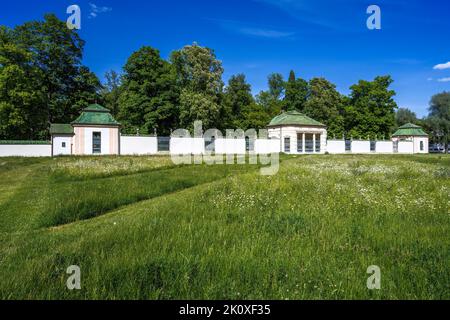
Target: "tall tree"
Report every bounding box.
[256,90,281,118]
[255,73,285,118]
[222,74,254,128]
[267,73,285,100]
[0,14,100,139]
[284,70,308,112]
[396,107,417,127]
[171,43,224,129]
[426,91,450,152]
[345,76,397,139]
[239,103,272,131]
[118,46,179,136]
[101,70,122,117]
[303,78,344,138]
[15,14,98,126]
[71,66,101,113]
[0,26,45,139]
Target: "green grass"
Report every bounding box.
[0,155,448,299]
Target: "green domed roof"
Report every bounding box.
[71,104,120,126]
[392,123,428,137]
[268,110,326,127]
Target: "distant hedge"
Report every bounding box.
[0,141,51,145]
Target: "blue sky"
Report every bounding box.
[1,0,450,117]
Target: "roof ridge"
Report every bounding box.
[83,103,111,112]
[268,110,326,127]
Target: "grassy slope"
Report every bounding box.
[0,155,448,299]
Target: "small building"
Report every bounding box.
[50,104,121,156]
[50,124,74,156]
[267,110,327,154]
[391,123,429,154]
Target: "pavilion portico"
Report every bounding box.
[267,111,327,154]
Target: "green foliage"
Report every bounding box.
[100,70,122,117]
[396,107,418,127]
[426,91,450,151]
[0,14,100,139]
[171,42,224,96]
[179,89,220,130]
[222,74,254,129]
[267,73,285,100]
[118,46,179,135]
[256,90,282,118]
[171,43,224,129]
[0,16,407,138]
[0,27,46,139]
[345,76,397,139]
[255,73,287,119]
[284,70,308,112]
[303,77,345,138]
[239,103,272,131]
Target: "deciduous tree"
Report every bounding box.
[118,46,179,136]
[171,43,224,129]
[426,91,450,152]
[222,74,254,128]
[345,76,397,139]
[284,70,308,112]
[303,78,344,138]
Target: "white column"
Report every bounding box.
[302,133,305,153]
[313,134,316,153]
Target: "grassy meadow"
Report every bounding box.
[0,154,448,299]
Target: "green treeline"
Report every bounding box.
[1,14,448,149]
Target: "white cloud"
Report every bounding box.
[209,18,294,39]
[239,28,294,38]
[89,3,112,19]
[437,77,450,82]
[433,61,450,70]
[427,77,433,81]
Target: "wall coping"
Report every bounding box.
[0,140,51,145]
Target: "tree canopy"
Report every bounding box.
[0,14,100,140]
[170,43,223,130]
[0,15,414,141]
[118,46,178,135]
[396,108,418,127]
[344,76,397,139]
[425,91,450,151]
[284,70,308,112]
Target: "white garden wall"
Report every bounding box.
[398,141,414,154]
[0,144,51,157]
[120,136,157,155]
[375,141,393,153]
[170,138,205,155]
[352,141,371,154]
[326,140,346,154]
[215,139,246,155]
[254,139,281,154]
